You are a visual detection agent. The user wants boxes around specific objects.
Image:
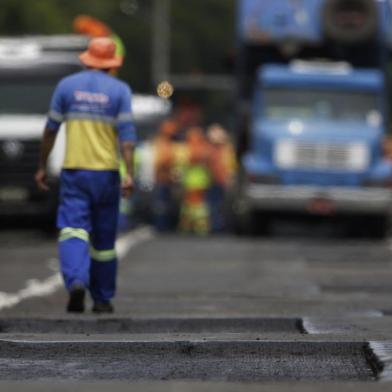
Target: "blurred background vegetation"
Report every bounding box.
[0,0,236,94]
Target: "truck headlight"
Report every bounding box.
[274,140,296,169]
[347,143,370,171]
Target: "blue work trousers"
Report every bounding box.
[57,169,120,303]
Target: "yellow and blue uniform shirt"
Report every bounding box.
[46,69,136,170]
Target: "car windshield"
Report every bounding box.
[0,79,57,115]
[263,89,380,122]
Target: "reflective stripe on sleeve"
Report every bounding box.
[59,228,89,242]
[65,112,117,124]
[90,247,117,262]
[48,110,64,122]
[117,112,133,122]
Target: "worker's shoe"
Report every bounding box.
[92,301,114,314]
[66,284,85,313]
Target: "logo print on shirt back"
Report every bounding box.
[74,90,109,105]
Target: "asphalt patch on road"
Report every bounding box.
[0,317,304,334]
[321,284,392,294]
[0,340,378,382]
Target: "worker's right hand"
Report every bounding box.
[35,168,50,192]
[121,174,134,198]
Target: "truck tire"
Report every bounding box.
[229,188,249,236]
[346,214,389,239]
[322,0,378,45]
[232,203,271,237]
[368,215,390,239]
[231,170,273,237]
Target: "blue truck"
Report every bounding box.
[234,0,392,236]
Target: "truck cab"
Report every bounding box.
[237,61,392,234]
[235,0,392,236]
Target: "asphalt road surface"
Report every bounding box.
[1,223,392,390]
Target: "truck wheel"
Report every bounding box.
[252,211,271,236]
[230,175,273,237]
[346,215,389,239]
[322,0,378,45]
[368,215,390,239]
[233,208,271,237]
[230,198,250,236]
[233,209,254,236]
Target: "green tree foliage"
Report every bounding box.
[0,0,235,93]
[171,0,235,74]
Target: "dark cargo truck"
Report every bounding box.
[0,35,87,220]
[0,35,171,225]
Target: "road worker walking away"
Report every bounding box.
[179,127,211,235]
[35,37,136,313]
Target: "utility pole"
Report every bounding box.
[152,0,171,85]
[151,0,234,90]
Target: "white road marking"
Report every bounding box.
[0,226,154,311]
[0,275,63,311]
[369,341,392,381]
[116,226,154,258]
[387,238,392,254]
[47,258,59,272]
[302,313,384,334]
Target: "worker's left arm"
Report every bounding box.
[35,128,58,191]
[117,84,137,197]
[35,82,65,191]
[120,141,135,197]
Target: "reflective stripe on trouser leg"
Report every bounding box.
[90,247,117,303]
[59,227,89,242]
[59,228,90,291]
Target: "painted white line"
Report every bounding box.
[0,226,154,311]
[369,341,392,381]
[303,313,384,334]
[301,317,321,334]
[116,226,154,258]
[0,275,63,311]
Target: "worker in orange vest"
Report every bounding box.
[206,123,236,232]
[179,127,211,235]
[153,120,178,231]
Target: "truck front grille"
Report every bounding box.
[274,140,370,171]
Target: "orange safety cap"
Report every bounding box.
[79,37,123,69]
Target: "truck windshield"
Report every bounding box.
[263,89,379,122]
[0,80,56,115]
